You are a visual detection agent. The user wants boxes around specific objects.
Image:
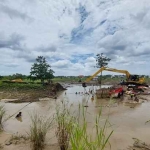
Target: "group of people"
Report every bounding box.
[75,89,94,95]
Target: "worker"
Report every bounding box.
[134,96,139,102]
[16,112,22,118]
[75,92,77,94]
[16,112,22,122]
[130,94,134,100]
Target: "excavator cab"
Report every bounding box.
[128,75,140,81]
[128,75,145,85]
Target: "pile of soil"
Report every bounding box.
[52,83,66,91]
[0,83,66,103]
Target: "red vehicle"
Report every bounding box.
[109,87,124,98]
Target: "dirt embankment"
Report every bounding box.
[0,83,66,103]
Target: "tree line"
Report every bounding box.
[0,53,111,84]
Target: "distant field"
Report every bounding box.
[52,76,125,84]
[0,76,150,86]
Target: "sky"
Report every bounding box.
[0,0,150,76]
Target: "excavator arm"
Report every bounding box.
[85,67,105,82]
[83,67,146,86]
[85,67,131,83]
[104,68,130,78]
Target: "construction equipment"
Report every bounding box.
[84,67,146,86]
[11,79,23,82]
[96,86,124,98]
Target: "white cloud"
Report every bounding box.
[0,0,150,76]
[51,60,72,68]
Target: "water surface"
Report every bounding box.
[1,84,150,150]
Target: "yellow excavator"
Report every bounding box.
[83,67,146,86]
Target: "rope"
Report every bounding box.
[3,102,33,123]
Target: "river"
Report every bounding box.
[1,84,150,150]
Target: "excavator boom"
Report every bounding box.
[103,68,130,78]
[85,67,104,82]
[85,67,131,83]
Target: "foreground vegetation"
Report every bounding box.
[0,102,113,150]
[0,105,5,131]
[29,113,53,150]
[55,102,113,150]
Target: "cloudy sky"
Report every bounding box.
[0,0,150,76]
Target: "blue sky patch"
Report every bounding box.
[70,53,94,63]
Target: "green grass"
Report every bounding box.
[55,101,75,150]
[29,113,53,150]
[52,77,80,83]
[1,76,149,87]
[70,106,113,150]
[0,82,44,90]
[55,101,113,150]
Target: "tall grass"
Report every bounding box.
[55,102,113,150]
[55,101,75,150]
[29,113,53,150]
[70,107,113,150]
[0,105,6,131]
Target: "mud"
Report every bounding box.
[0,84,150,150]
[0,83,66,103]
[128,138,150,150]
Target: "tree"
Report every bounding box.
[0,76,3,80]
[96,53,111,87]
[30,56,54,84]
[12,73,24,80]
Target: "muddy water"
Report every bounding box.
[1,84,150,150]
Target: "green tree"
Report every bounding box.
[30,56,54,84]
[12,73,24,79]
[0,76,3,80]
[96,53,111,87]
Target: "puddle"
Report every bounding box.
[1,84,150,150]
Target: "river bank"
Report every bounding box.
[0,83,66,103]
